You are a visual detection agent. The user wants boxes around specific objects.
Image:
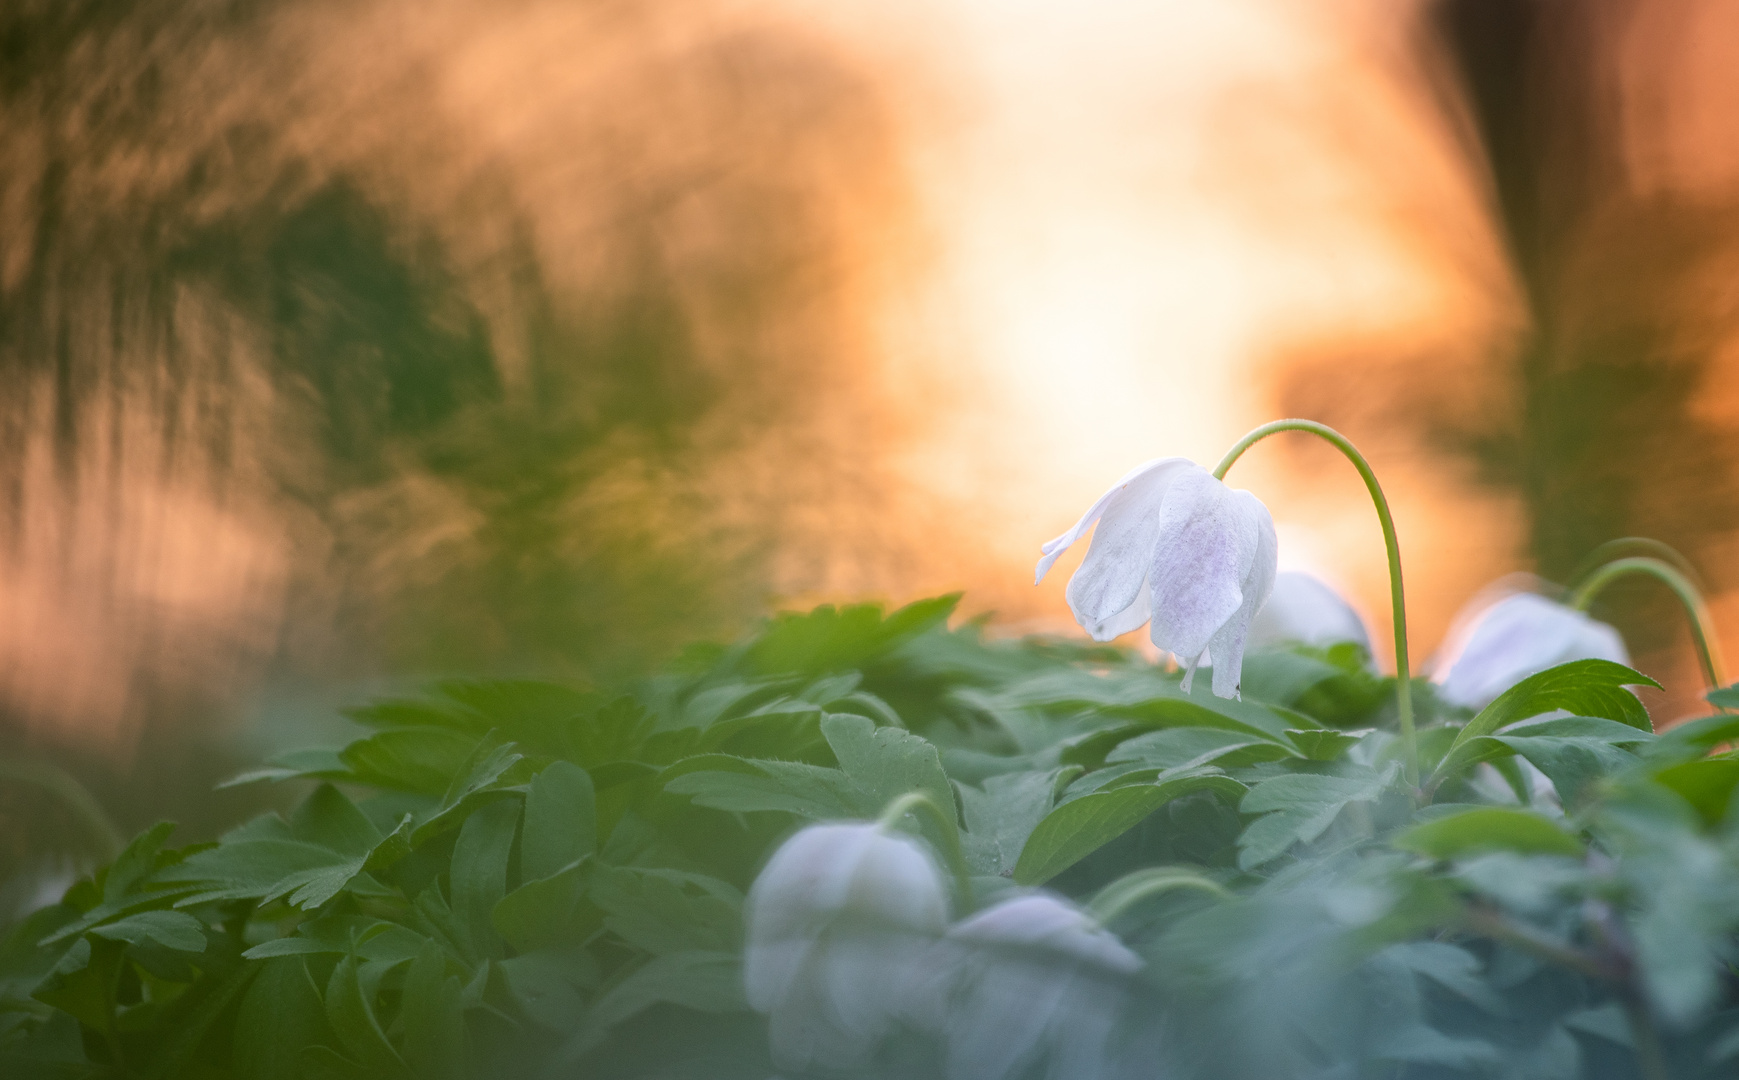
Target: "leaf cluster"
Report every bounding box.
[5,597,1739,1078]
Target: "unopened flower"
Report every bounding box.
[743,823,949,1072]
[1248,570,1372,654]
[1037,458,1278,697]
[906,894,1142,1080]
[1434,591,1629,710]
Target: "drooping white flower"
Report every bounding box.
[1434,590,1630,710]
[1036,458,1278,698]
[1248,570,1373,654]
[905,894,1143,1080]
[743,823,949,1072]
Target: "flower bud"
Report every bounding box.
[744,822,949,1072]
[1434,591,1628,710]
[907,894,1142,1080]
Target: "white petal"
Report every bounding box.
[1078,575,1151,642]
[1248,571,1372,652]
[1206,492,1277,699]
[1037,458,1194,585]
[1145,469,1257,662]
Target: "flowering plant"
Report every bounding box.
[2,422,1738,1080]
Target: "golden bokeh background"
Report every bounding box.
[3,0,1739,851]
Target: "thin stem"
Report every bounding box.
[876,791,972,904]
[1213,420,1416,785]
[0,760,125,860]
[1089,867,1232,926]
[1568,556,1727,690]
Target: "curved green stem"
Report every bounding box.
[0,760,125,860]
[876,791,972,904]
[1089,867,1232,926]
[1569,538,1703,595]
[1214,419,1416,785]
[1568,556,1727,691]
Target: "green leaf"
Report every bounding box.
[1650,759,1739,826]
[324,953,406,1078]
[1286,729,1364,761]
[1705,683,1739,709]
[663,761,867,819]
[587,951,746,1030]
[220,747,350,788]
[743,595,959,675]
[291,784,385,857]
[1014,767,1246,884]
[499,948,599,1031]
[959,769,1069,876]
[492,860,596,953]
[1395,807,1584,859]
[520,762,596,880]
[340,727,483,796]
[1486,735,1636,808]
[590,867,742,955]
[158,840,364,911]
[399,941,466,1080]
[234,956,333,1080]
[449,798,520,962]
[1105,727,1295,770]
[243,917,429,964]
[104,821,177,905]
[820,712,953,818]
[1237,764,1399,869]
[32,936,127,1032]
[86,910,207,953]
[1430,660,1658,790]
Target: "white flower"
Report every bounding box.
[1036,458,1278,698]
[905,894,1142,1080]
[1248,570,1373,654]
[743,823,949,1072]
[1434,591,1629,710]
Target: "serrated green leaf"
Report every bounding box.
[86,910,207,953]
[1430,660,1658,792]
[1014,767,1246,884]
[1286,728,1363,760]
[1395,807,1583,859]
[1237,765,1399,869]
[821,712,953,818]
[340,727,482,796]
[959,769,1067,876]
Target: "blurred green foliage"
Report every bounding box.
[6,597,1739,1077]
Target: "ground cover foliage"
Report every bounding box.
[5,596,1739,1078]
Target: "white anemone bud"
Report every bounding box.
[743,822,948,1072]
[1248,570,1373,654]
[1036,458,1278,699]
[907,894,1143,1080]
[1434,591,1629,710]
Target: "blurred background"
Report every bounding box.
[4,0,1739,905]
